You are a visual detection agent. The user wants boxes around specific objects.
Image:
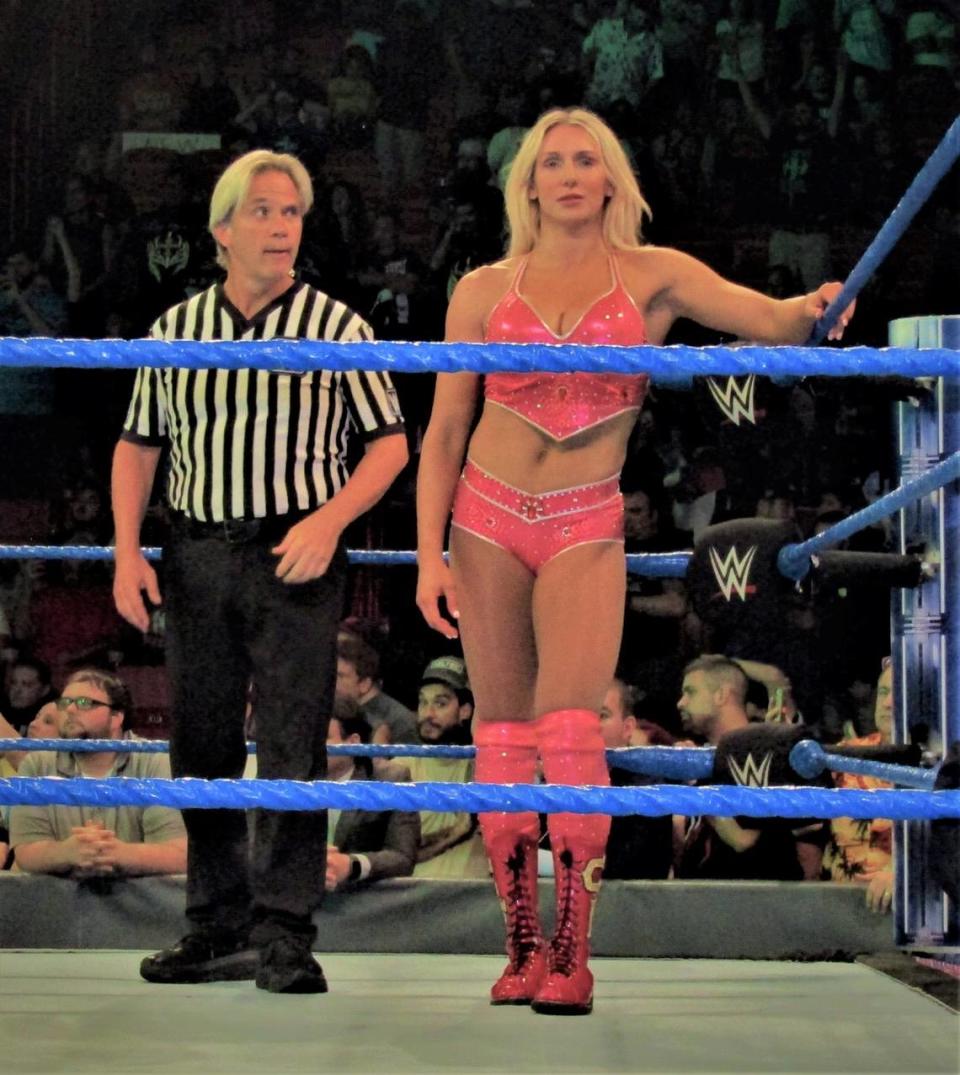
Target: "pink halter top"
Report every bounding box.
[483,256,649,441]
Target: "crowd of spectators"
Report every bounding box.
[0,1,956,896]
[1,642,901,910]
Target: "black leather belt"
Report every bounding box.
[170,511,311,543]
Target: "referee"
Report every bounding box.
[111,150,407,995]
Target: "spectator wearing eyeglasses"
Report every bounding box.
[8,667,187,878]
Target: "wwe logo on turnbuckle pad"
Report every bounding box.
[706,375,757,427]
[708,544,758,602]
[727,751,774,787]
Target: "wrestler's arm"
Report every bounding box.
[415,271,485,638]
[640,247,854,345]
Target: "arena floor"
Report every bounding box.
[1,951,957,1074]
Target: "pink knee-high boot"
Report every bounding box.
[534,709,611,1016]
[474,719,546,1004]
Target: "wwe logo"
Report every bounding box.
[706,375,757,427]
[727,751,774,788]
[708,544,757,602]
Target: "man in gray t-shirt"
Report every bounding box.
[336,634,417,744]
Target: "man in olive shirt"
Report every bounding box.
[10,668,186,877]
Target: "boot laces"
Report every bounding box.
[550,851,580,977]
[504,843,540,971]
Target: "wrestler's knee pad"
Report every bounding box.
[474,719,540,840]
[538,709,610,849]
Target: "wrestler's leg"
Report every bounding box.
[533,541,626,715]
[449,527,538,720]
[449,527,545,1002]
[530,541,626,1015]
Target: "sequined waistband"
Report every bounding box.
[461,460,621,521]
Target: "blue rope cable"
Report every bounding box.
[0,776,955,820]
[0,337,958,380]
[789,739,936,790]
[0,545,694,578]
[0,740,715,781]
[4,738,938,786]
[809,113,960,344]
[778,450,960,580]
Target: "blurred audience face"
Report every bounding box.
[818,491,846,514]
[599,682,637,749]
[417,683,468,743]
[766,264,796,298]
[874,662,893,742]
[789,386,816,432]
[852,73,872,104]
[806,62,830,99]
[69,485,103,525]
[768,496,794,521]
[73,140,101,176]
[197,47,219,84]
[335,658,371,704]
[676,670,717,738]
[64,175,93,217]
[790,99,817,137]
[372,213,398,254]
[27,701,62,738]
[57,680,121,740]
[4,251,37,289]
[7,665,46,710]
[330,184,353,217]
[623,490,656,542]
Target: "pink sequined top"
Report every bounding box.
[483,256,649,440]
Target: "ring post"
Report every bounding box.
[889,314,960,948]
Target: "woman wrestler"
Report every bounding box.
[416,106,852,1015]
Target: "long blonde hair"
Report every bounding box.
[208,149,314,269]
[503,107,652,258]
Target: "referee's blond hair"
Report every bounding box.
[209,149,314,269]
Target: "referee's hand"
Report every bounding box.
[272,509,341,583]
[113,551,162,632]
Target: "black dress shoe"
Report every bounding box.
[255,936,328,994]
[140,933,259,984]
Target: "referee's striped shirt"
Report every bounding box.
[121,281,405,523]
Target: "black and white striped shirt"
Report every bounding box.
[121,282,404,522]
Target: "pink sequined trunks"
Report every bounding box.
[450,460,624,575]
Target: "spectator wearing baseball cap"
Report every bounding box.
[398,655,487,878]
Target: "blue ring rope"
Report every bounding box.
[0,739,715,781]
[809,113,960,344]
[0,776,954,820]
[3,738,934,787]
[0,337,957,381]
[0,545,693,579]
[778,450,960,580]
[789,740,935,790]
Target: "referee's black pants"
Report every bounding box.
[164,513,347,945]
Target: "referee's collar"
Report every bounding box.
[216,275,302,330]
